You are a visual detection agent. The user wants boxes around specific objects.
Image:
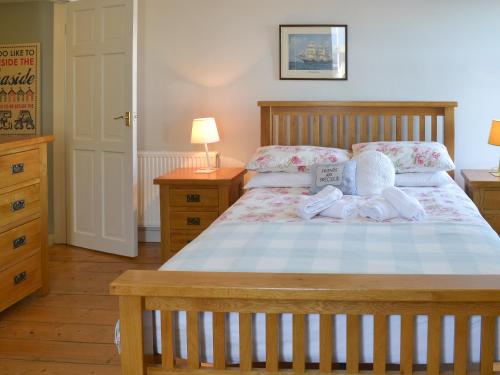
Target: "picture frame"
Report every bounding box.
[279,24,348,80]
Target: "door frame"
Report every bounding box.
[52,2,67,243]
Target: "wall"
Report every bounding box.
[138,0,500,183]
[0,1,54,230]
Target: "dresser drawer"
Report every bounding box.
[0,149,40,189]
[0,219,41,270]
[0,184,40,230]
[170,188,218,207]
[170,211,218,230]
[171,230,202,252]
[0,252,41,312]
[483,190,500,210]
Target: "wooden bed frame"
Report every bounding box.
[111,101,500,375]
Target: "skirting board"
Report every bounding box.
[139,227,161,243]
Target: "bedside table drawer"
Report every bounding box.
[170,188,219,207]
[0,184,40,230]
[170,211,218,230]
[171,230,203,251]
[0,149,40,190]
[0,252,41,312]
[483,190,500,210]
[0,218,41,270]
[484,214,500,233]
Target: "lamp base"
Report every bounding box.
[194,168,217,174]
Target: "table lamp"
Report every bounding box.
[488,119,500,176]
[191,117,220,173]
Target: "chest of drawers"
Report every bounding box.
[154,168,246,261]
[0,136,54,312]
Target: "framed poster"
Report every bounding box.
[280,25,347,80]
[0,43,40,135]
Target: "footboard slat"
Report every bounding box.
[401,314,414,375]
[346,314,360,374]
[240,313,253,371]
[266,313,279,372]
[427,314,441,375]
[213,312,226,370]
[160,311,174,369]
[319,314,333,373]
[480,316,495,375]
[293,314,305,373]
[187,311,200,369]
[373,314,387,375]
[454,315,469,375]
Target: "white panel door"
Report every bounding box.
[67,0,138,257]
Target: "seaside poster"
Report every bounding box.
[0,43,40,135]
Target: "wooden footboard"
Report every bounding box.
[110,271,500,375]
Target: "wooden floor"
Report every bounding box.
[0,243,165,375]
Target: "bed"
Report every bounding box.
[110,101,500,375]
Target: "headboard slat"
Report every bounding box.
[258,101,457,159]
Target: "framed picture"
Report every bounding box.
[0,43,40,135]
[280,25,347,80]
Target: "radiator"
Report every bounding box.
[138,151,219,228]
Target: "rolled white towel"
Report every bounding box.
[382,186,426,221]
[359,197,399,222]
[297,185,343,220]
[320,199,359,219]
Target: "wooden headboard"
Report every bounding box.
[258,101,457,161]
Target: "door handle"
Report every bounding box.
[113,111,132,127]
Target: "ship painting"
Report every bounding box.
[298,42,334,66]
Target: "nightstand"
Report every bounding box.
[461,169,500,234]
[154,168,246,261]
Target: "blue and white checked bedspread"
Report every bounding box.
[161,221,500,275]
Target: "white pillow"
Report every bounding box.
[245,172,312,189]
[353,151,395,196]
[352,141,455,173]
[395,171,453,187]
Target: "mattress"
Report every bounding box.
[153,182,500,364]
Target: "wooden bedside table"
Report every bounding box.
[461,169,500,233]
[154,168,246,260]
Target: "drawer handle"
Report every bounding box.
[14,271,27,285]
[11,163,24,174]
[11,199,25,212]
[187,217,200,226]
[186,194,200,203]
[13,235,26,249]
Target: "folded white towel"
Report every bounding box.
[320,199,359,219]
[359,197,399,221]
[382,186,426,221]
[297,185,343,220]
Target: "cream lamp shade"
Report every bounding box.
[190,117,220,173]
[191,117,220,144]
[488,119,500,177]
[488,119,500,146]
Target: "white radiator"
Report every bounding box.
[138,151,219,228]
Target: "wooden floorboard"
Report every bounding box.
[0,242,164,374]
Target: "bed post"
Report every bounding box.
[260,104,272,146]
[119,296,145,375]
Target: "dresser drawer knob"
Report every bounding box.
[186,194,200,203]
[14,271,27,285]
[11,163,24,174]
[187,217,200,226]
[13,235,26,249]
[11,199,25,212]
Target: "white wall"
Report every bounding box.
[138,0,500,183]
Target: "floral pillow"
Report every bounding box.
[352,141,455,173]
[246,145,351,173]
